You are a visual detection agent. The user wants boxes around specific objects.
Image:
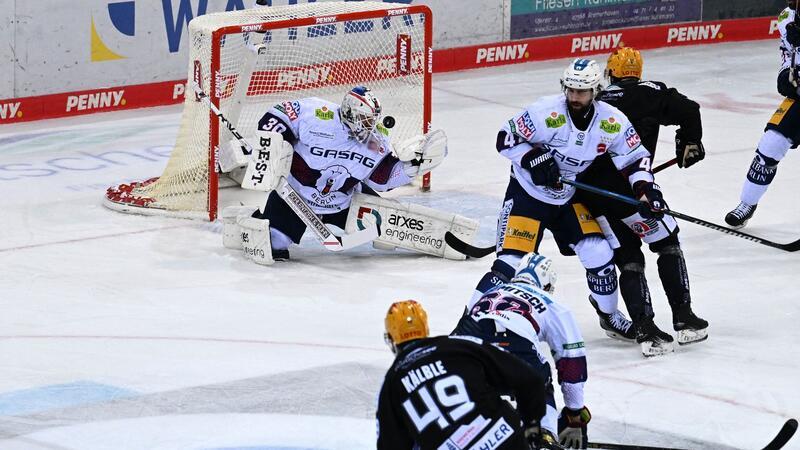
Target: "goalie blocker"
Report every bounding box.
[346,192,479,260]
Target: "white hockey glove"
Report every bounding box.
[241,130,293,192]
[396,129,448,177]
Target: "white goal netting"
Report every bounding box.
[105,2,431,220]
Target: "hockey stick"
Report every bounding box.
[763,418,798,450]
[653,158,677,174]
[587,443,685,450]
[192,82,380,251]
[444,231,495,258]
[587,418,797,450]
[191,82,253,158]
[444,158,678,258]
[275,177,379,251]
[560,178,800,252]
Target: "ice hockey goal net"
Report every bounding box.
[105,2,431,220]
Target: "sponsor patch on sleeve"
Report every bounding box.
[282,101,299,120]
[624,126,641,149]
[513,111,536,140]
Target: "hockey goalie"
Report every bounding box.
[222,85,478,265]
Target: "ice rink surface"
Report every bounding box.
[1,40,798,449]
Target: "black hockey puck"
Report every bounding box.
[383,116,396,128]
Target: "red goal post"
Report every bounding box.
[105,2,432,221]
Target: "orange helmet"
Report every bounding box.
[384,300,429,353]
[605,47,643,81]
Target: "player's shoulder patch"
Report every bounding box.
[314,105,335,121]
[510,110,537,139]
[449,335,484,345]
[639,81,662,91]
[624,124,642,149]
[778,8,791,22]
[599,115,622,134]
[275,101,301,121]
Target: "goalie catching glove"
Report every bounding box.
[394,129,448,177]
[557,406,591,449]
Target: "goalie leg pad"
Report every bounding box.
[237,216,274,265]
[222,206,258,249]
[345,193,478,260]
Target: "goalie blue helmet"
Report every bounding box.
[340,86,382,143]
[511,252,557,294]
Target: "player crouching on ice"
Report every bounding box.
[221,86,478,265]
[377,300,559,450]
[453,252,591,449]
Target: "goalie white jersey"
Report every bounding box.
[778,7,799,72]
[467,281,587,410]
[497,94,653,205]
[259,97,411,214]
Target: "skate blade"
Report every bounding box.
[677,328,708,346]
[726,219,749,230]
[640,341,674,357]
[604,330,636,343]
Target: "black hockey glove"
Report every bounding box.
[522,145,561,188]
[786,21,800,47]
[675,132,705,168]
[524,421,565,450]
[634,181,668,219]
[557,406,591,449]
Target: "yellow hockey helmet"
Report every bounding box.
[384,300,429,352]
[605,47,643,81]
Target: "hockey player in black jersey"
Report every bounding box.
[575,47,708,356]
[725,1,800,227]
[376,300,560,450]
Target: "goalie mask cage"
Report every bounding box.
[104,2,432,221]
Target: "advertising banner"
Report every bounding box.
[702,0,787,20]
[0,0,787,124]
[436,16,776,73]
[511,0,702,39]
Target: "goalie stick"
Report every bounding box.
[444,158,681,259]
[587,418,798,450]
[191,82,380,251]
[561,178,800,252]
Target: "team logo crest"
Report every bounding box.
[315,165,351,196]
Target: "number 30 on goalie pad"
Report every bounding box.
[240,131,293,192]
[345,193,479,260]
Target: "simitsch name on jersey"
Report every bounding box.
[309,146,376,168]
[400,360,447,393]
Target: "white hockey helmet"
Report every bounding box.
[340,86,382,143]
[561,58,603,96]
[511,252,557,294]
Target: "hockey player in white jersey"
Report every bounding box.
[725,0,800,227]
[223,86,447,264]
[454,252,591,449]
[473,58,666,343]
